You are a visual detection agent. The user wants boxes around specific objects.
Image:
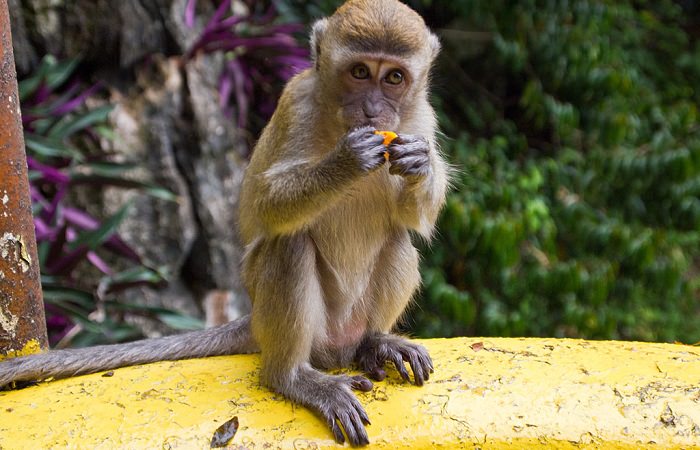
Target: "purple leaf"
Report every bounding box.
[226,59,248,128]
[203,0,232,35]
[87,251,112,275]
[46,247,89,276]
[215,14,246,31]
[185,0,197,28]
[103,236,142,263]
[45,185,67,222]
[27,157,70,185]
[33,217,52,240]
[63,206,141,263]
[50,82,102,116]
[63,206,99,229]
[219,72,234,111]
[32,83,52,105]
[29,185,50,209]
[22,113,38,127]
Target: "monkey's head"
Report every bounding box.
[310,0,441,131]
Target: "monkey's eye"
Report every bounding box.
[350,64,370,80]
[384,70,404,85]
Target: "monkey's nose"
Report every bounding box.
[362,102,381,119]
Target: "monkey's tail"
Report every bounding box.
[0,315,257,387]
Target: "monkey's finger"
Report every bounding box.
[420,356,433,380]
[389,156,430,177]
[400,347,425,386]
[337,400,371,446]
[330,419,346,444]
[350,375,374,392]
[337,413,358,445]
[391,133,426,146]
[406,351,425,386]
[391,352,411,382]
[421,351,435,373]
[416,348,433,382]
[411,345,434,380]
[358,407,371,426]
[353,416,371,444]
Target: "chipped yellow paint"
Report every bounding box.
[1,338,699,449]
[0,338,43,360]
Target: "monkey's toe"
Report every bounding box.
[350,375,374,392]
[367,367,387,381]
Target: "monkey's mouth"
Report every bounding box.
[360,118,389,130]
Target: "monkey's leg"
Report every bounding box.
[354,231,434,385]
[245,234,372,446]
[0,315,256,387]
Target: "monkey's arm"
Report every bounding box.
[246,127,386,237]
[390,136,448,238]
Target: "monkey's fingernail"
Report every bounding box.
[374,130,398,146]
[360,410,371,425]
[383,151,389,161]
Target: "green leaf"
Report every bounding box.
[42,285,96,309]
[69,202,132,251]
[18,72,46,102]
[70,174,178,202]
[18,57,80,101]
[44,58,81,91]
[25,134,85,161]
[71,161,139,178]
[48,105,113,140]
[157,313,205,331]
[98,266,168,294]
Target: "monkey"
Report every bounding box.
[0,0,447,446]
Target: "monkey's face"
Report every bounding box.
[336,58,410,130]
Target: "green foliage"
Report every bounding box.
[414,0,700,342]
[20,56,201,347]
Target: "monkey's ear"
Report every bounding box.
[310,19,329,69]
[428,32,441,61]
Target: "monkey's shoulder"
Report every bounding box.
[276,69,318,115]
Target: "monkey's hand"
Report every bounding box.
[355,333,434,386]
[387,134,432,180]
[338,126,388,174]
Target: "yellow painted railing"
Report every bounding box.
[1,338,699,449]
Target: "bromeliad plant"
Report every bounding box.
[21,56,202,347]
[184,0,310,130]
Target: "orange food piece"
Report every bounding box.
[375,130,398,146]
[374,130,398,161]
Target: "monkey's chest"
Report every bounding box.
[311,179,395,305]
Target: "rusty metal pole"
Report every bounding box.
[0,0,48,357]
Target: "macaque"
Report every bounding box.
[0,0,447,445]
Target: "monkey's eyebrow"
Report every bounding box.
[344,34,419,56]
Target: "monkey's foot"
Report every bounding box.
[283,368,372,446]
[355,333,434,386]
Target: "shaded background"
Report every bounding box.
[8,0,700,347]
